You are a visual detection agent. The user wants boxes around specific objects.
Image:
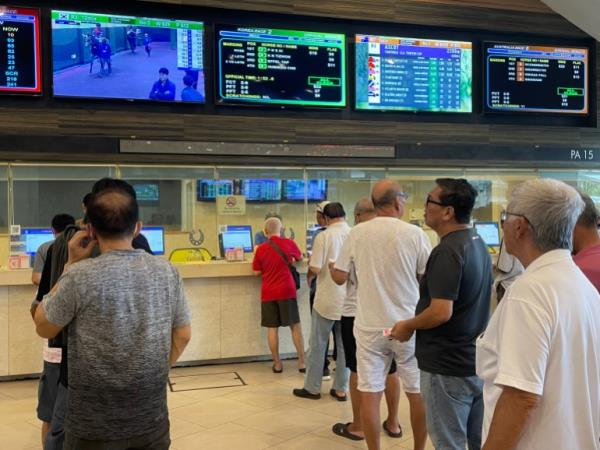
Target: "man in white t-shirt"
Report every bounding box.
[333,180,431,450]
[477,178,600,450]
[293,202,351,400]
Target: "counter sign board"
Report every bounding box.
[217,195,246,215]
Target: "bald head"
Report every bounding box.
[87,189,139,239]
[264,217,282,237]
[372,179,403,209]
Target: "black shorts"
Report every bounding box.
[261,299,300,328]
[37,361,61,423]
[341,315,397,374]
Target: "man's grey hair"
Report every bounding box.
[576,190,599,229]
[264,217,282,236]
[508,179,584,252]
[354,197,376,216]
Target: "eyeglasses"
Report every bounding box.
[398,192,408,201]
[426,195,449,207]
[500,210,535,230]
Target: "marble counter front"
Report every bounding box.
[0,261,311,379]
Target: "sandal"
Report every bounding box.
[332,422,364,441]
[329,389,347,402]
[272,365,283,374]
[382,420,403,438]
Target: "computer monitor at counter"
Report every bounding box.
[141,227,165,255]
[474,221,501,247]
[219,225,253,256]
[23,228,54,255]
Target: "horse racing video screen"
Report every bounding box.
[51,10,205,103]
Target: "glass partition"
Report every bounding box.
[216,166,306,254]
[119,165,216,261]
[11,164,117,228]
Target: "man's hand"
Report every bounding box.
[391,320,415,342]
[67,230,97,266]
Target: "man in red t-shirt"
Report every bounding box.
[573,191,600,291]
[253,217,305,373]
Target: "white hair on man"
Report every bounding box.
[354,197,376,216]
[264,217,283,237]
[508,179,584,252]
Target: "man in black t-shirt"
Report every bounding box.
[391,178,492,450]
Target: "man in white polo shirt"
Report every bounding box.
[333,180,431,450]
[293,202,351,400]
[477,178,600,450]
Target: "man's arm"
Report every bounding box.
[170,324,191,366]
[391,298,452,341]
[482,386,541,450]
[34,300,63,339]
[32,272,42,286]
[328,262,348,285]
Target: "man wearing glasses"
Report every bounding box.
[476,179,599,450]
[392,178,492,450]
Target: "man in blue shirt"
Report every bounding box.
[149,68,176,101]
[181,74,204,103]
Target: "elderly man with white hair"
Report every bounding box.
[476,179,600,450]
[252,216,306,373]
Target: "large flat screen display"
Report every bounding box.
[197,179,234,201]
[242,179,282,201]
[216,25,346,107]
[52,10,205,103]
[0,7,41,94]
[355,34,472,113]
[485,42,588,114]
[284,179,327,201]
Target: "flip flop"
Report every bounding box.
[329,389,348,402]
[332,422,364,441]
[382,420,403,438]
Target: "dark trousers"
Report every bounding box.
[44,383,67,450]
[64,418,170,450]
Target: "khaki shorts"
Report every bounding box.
[355,327,420,394]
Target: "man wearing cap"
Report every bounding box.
[293,202,351,400]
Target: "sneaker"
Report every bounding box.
[322,368,331,381]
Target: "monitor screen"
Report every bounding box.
[197,179,234,201]
[141,227,164,255]
[22,228,53,255]
[216,25,346,107]
[221,225,253,253]
[484,42,588,114]
[474,222,501,247]
[133,183,159,201]
[52,10,205,103]
[0,7,41,94]
[284,179,327,201]
[355,34,472,112]
[242,179,282,201]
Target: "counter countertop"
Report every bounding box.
[0,259,309,286]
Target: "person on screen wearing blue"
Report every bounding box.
[143,33,152,57]
[181,75,204,103]
[98,38,112,76]
[149,68,176,101]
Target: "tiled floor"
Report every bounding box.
[0,361,434,450]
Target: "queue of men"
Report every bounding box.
[28,176,599,450]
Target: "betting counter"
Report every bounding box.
[0,260,311,379]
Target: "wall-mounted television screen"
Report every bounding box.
[284,179,327,201]
[196,179,234,201]
[216,25,346,107]
[0,7,41,94]
[52,10,205,103]
[484,42,588,114]
[133,183,159,201]
[355,34,472,113]
[241,179,282,201]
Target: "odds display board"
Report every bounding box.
[485,42,589,114]
[0,6,41,94]
[355,34,472,113]
[216,25,346,107]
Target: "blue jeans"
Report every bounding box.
[420,371,483,450]
[304,309,349,394]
